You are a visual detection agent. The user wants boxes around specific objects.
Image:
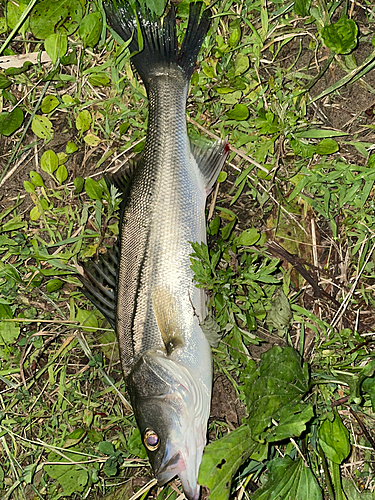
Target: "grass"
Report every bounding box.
[1,0,375,499]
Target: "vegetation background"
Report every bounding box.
[0,0,375,499]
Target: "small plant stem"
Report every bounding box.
[318,443,335,500]
[0,0,39,56]
[331,461,348,500]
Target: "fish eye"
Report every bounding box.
[143,428,160,451]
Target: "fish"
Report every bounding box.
[79,2,229,499]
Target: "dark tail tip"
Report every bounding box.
[104,1,211,87]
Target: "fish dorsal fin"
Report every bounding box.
[190,138,230,193]
[78,244,119,330]
[152,287,184,355]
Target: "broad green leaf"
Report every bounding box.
[221,219,236,240]
[0,321,20,345]
[145,0,167,16]
[318,413,351,464]
[40,150,58,175]
[251,456,322,500]
[57,152,69,165]
[44,449,88,495]
[315,138,339,155]
[226,104,249,121]
[46,278,63,292]
[44,33,67,63]
[62,94,75,105]
[234,228,260,246]
[74,176,84,194]
[30,0,83,39]
[78,12,103,48]
[76,110,92,133]
[234,53,249,76]
[218,208,236,221]
[0,235,18,246]
[40,95,59,114]
[29,171,44,187]
[244,346,312,442]
[6,0,29,35]
[126,428,147,459]
[119,122,130,136]
[84,133,101,147]
[85,177,103,200]
[88,72,111,86]
[294,0,311,16]
[31,115,53,140]
[99,441,116,456]
[0,304,12,319]
[56,164,68,184]
[0,74,11,89]
[0,107,23,136]
[103,457,119,477]
[270,403,314,442]
[76,307,98,332]
[66,140,78,153]
[208,216,220,235]
[63,428,86,448]
[217,172,227,183]
[220,90,242,105]
[199,425,266,500]
[229,21,241,48]
[23,181,35,193]
[321,16,358,55]
[87,429,102,443]
[40,198,49,210]
[30,206,41,220]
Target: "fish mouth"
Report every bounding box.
[156,451,200,500]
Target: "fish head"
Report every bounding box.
[127,351,210,500]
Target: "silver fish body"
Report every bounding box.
[119,71,213,500]
[80,3,228,499]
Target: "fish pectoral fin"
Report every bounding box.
[152,288,184,355]
[190,137,230,193]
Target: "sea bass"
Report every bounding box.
[80,2,228,498]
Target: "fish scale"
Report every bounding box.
[79,3,229,499]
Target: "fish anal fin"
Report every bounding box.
[152,288,184,355]
[105,158,140,194]
[190,138,230,193]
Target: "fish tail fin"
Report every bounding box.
[104,1,211,88]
